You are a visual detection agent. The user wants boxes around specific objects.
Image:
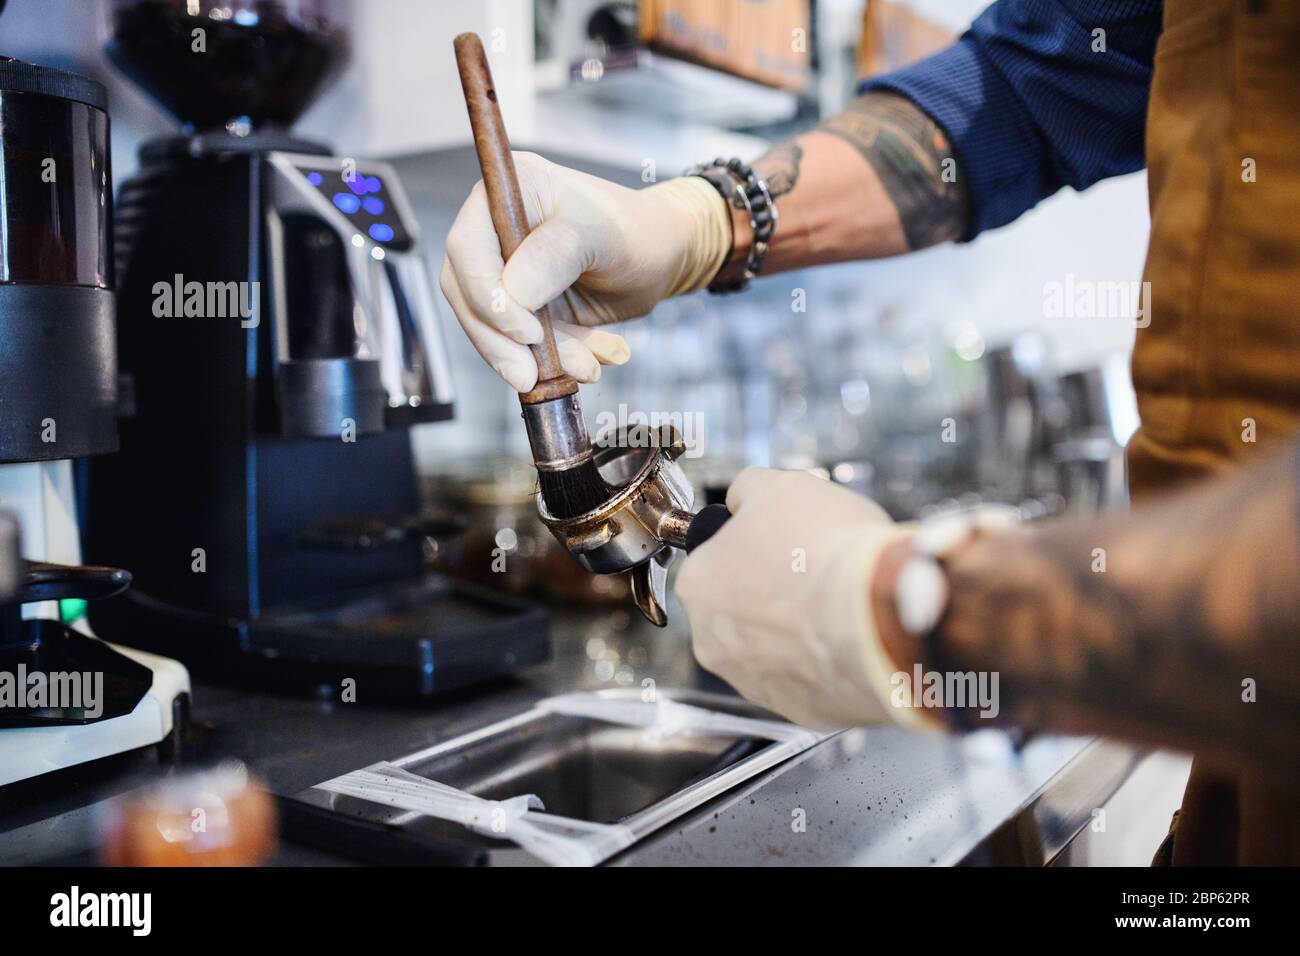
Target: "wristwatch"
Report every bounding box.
[894,505,1021,637]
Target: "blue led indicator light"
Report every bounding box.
[307,171,324,186]
[363,197,385,215]
[368,223,395,243]
[333,192,362,214]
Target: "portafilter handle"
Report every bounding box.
[660,503,731,553]
[629,504,731,628]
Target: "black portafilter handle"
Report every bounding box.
[685,503,731,551]
[0,512,130,606]
[661,503,731,553]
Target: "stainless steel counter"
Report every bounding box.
[527,605,1139,866]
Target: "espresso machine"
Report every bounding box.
[85,0,548,696]
[0,56,190,787]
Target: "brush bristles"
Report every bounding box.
[537,459,613,520]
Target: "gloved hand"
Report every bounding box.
[439,152,731,392]
[676,467,938,732]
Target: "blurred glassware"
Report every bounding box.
[425,457,630,605]
[494,256,1132,525]
[99,761,277,866]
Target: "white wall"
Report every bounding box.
[298,0,536,156]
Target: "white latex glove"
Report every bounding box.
[676,467,937,732]
[439,151,731,392]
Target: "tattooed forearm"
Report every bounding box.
[819,92,969,249]
[739,91,967,271]
[756,140,803,198]
[929,446,1300,782]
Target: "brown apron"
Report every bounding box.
[1132,0,1300,865]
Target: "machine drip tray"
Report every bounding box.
[250,575,550,695]
[95,574,549,698]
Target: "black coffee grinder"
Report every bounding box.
[0,55,191,787]
[85,0,548,696]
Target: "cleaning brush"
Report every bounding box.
[454,33,613,520]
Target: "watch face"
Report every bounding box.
[894,554,950,638]
[301,164,413,252]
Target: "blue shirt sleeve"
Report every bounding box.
[860,0,1162,238]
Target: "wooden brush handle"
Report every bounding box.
[454,32,577,405]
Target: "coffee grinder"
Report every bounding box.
[0,56,190,787]
[85,0,548,696]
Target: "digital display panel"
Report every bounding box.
[300,163,413,251]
